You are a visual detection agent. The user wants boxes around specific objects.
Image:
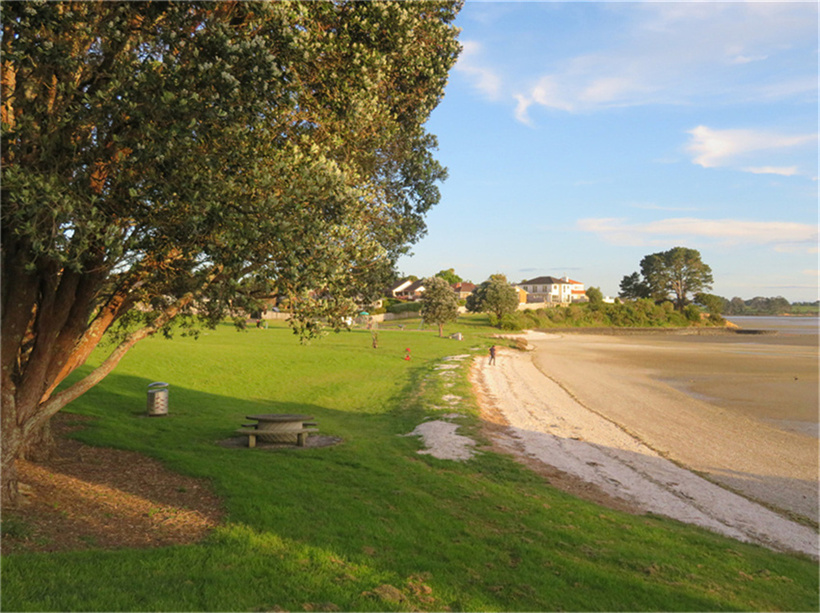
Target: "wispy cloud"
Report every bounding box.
[508,3,816,123]
[514,59,660,120]
[577,217,818,252]
[728,53,768,65]
[454,40,502,100]
[686,126,815,170]
[742,166,799,177]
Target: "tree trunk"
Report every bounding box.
[0,238,217,504]
[0,455,20,509]
[21,420,56,462]
[0,393,24,509]
[1,333,138,507]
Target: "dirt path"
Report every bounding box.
[472,333,818,559]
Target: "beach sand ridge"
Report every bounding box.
[472,331,818,558]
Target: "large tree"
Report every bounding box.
[419,276,459,337]
[466,274,519,325]
[1,0,461,505]
[623,247,713,310]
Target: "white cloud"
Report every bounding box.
[742,166,799,177]
[686,126,816,171]
[513,59,659,121]
[728,54,768,65]
[577,217,818,252]
[455,40,502,100]
[513,94,534,126]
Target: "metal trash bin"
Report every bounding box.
[146,382,169,417]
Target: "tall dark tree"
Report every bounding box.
[618,272,650,300]
[1,1,462,505]
[641,247,713,310]
[622,247,713,310]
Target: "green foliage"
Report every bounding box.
[586,286,604,310]
[492,298,727,331]
[1,0,464,496]
[619,272,651,300]
[434,268,462,284]
[2,322,817,612]
[419,276,459,336]
[723,296,796,316]
[386,301,422,315]
[621,247,713,310]
[790,302,820,315]
[466,274,519,326]
[2,0,462,337]
[694,292,725,316]
[683,304,702,322]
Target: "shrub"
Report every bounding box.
[499,313,521,330]
[708,313,725,324]
[684,304,702,322]
[386,301,422,314]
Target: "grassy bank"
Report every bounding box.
[2,317,817,611]
[499,299,726,330]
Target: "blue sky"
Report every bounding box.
[396,1,818,302]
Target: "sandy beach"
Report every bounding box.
[472,330,819,558]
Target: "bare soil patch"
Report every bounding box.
[2,414,224,553]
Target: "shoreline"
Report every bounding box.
[533,326,763,336]
[473,331,818,558]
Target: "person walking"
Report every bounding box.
[489,345,496,365]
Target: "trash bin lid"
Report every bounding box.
[148,381,169,389]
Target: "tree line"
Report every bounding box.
[719,296,817,316]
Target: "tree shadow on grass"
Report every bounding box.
[8,369,816,613]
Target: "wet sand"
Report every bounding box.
[473,330,819,556]
[527,331,818,522]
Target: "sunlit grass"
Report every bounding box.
[2,318,817,611]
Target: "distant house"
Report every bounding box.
[452,281,476,300]
[389,278,415,298]
[518,276,586,303]
[394,279,427,301]
[514,286,528,304]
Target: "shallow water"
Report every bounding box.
[571,326,819,438]
[725,315,819,336]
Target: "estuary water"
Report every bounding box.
[725,315,819,337]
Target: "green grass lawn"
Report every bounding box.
[2,317,818,611]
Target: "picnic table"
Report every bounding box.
[236,414,317,448]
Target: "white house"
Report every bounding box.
[392,279,426,301]
[389,278,415,298]
[518,276,586,303]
